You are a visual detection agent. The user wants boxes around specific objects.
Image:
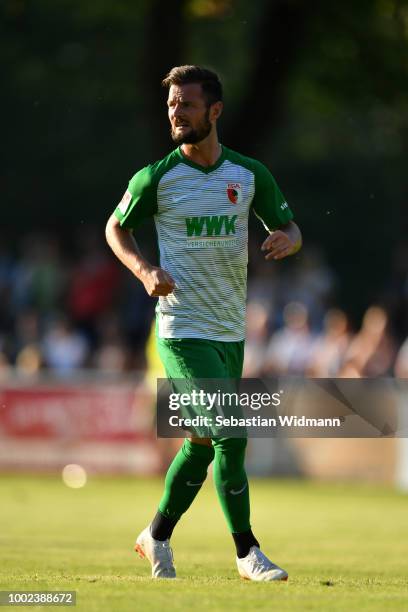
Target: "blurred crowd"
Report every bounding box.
[0,228,154,379]
[0,228,407,380]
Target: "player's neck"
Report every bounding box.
[180,133,221,168]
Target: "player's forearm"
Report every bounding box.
[105,214,152,282]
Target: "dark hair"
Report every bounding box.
[162,65,223,107]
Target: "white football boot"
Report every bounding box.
[237,546,288,581]
[134,526,176,579]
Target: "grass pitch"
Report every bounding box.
[1,474,408,611]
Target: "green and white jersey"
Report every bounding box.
[114,145,293,341]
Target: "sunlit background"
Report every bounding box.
[1,0,408,484]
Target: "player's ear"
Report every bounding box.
[210,101,223,122]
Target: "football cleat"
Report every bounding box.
[236,546,288,582]
[134,526,176,579]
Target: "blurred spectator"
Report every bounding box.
[119,269,155,352]
[67,228,121,345]
[12,310,41,358]
[306,308,351,377]
[247,237,280,310]
[243,301,270,376]
[0,238,14,334]
[93,312,129,374]
[42,317,89,374]
[15,345,42,378]
[264,302,316,375]
[340,306,397,377]
[394,338,408,378]
[0,351,12,380]
[11,233,65,314]
[384,242,408,339]
[277,247,335,330]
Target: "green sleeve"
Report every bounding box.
[251,161,294,231]
[114,165,158,229]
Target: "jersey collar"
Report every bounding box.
[176,144,226,174]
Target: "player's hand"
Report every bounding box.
[261,230,295,261]
[141,266,176,297]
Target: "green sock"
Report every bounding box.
[212,437,250,533]
[158,439,215,521]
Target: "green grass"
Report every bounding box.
[1,475,408,611]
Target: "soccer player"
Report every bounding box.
[105,65,302,581]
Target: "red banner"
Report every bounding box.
[0,381,160,473]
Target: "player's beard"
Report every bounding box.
[171,109,212,145]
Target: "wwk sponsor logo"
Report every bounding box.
[185,215,237,237]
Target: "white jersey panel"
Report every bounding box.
[155,159,255,341]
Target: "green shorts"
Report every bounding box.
[156,336,246,437]
[156,336,245,380]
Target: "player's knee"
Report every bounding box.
[182,438,215,462]
[212,437,247,455]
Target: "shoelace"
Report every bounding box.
[247,550,272,575]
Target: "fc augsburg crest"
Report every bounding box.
[227,183,242,205]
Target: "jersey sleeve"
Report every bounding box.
[114,165,158,229]
[251,161,294,231]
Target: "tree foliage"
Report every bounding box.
[1,0,407,311]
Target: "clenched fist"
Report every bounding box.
[141,266,176,297]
